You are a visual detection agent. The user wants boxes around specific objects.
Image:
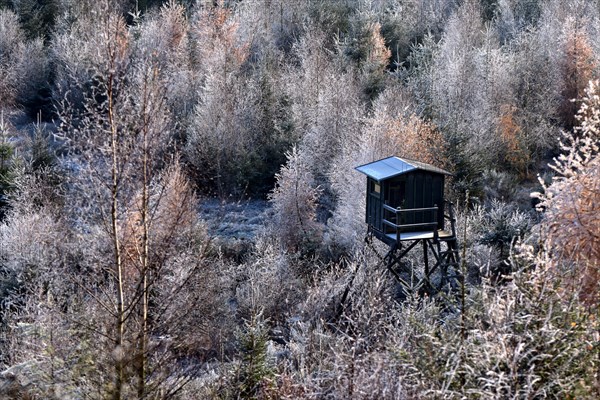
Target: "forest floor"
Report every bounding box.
[199,198,269,241]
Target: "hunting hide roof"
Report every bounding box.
[355,156,451,181]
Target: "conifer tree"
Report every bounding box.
[0,115,16,221]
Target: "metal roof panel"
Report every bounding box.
[403,158,452,176]
[355,156,451,181]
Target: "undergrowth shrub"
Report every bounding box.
[263,247,599,399]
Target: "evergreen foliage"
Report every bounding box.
[234,313,274,399]
[0,116,16,221]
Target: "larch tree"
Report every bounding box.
[268,146,323,255]
[0,9,24,111]
[427,0,491,192]
[185,3,259,195]
[510,26,562,166]
[3,3,220,398]
[285,27,365,204]
[342,7,392,100]
[0,8,48,115]
[63,8,209,398]
[560,23,597,130]
[135,0,197,125]
[284,28,333,145]
[234,0,308,55]
[376,0,458,65]
[536,79,600,306]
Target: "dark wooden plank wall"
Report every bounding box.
[366,172,446,233]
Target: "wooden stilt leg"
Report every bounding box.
[423,239,429,277]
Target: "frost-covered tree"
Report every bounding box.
[342,7,392,99]
[375,0,458,64]
[184,4,263,195]
[509,27,561,165]
[51,1,130,114]
[493,0,543,43]
[284,28,335,143]
[471,199,532,277]
[135,1,197,125]
[268,146,323,255]
[4,1,600,397]
[2,4,221,397]
[234,0,308,54]
[535,79,600,305]
[559,23,597,130]
[0,8,49,115]
[427,0,503,190]
[0,9,24,110]
[285,28,364,200]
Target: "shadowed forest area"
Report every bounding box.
[0,0,599,398]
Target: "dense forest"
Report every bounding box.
[0,0,599,398]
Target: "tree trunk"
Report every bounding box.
[108,72,125,400]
